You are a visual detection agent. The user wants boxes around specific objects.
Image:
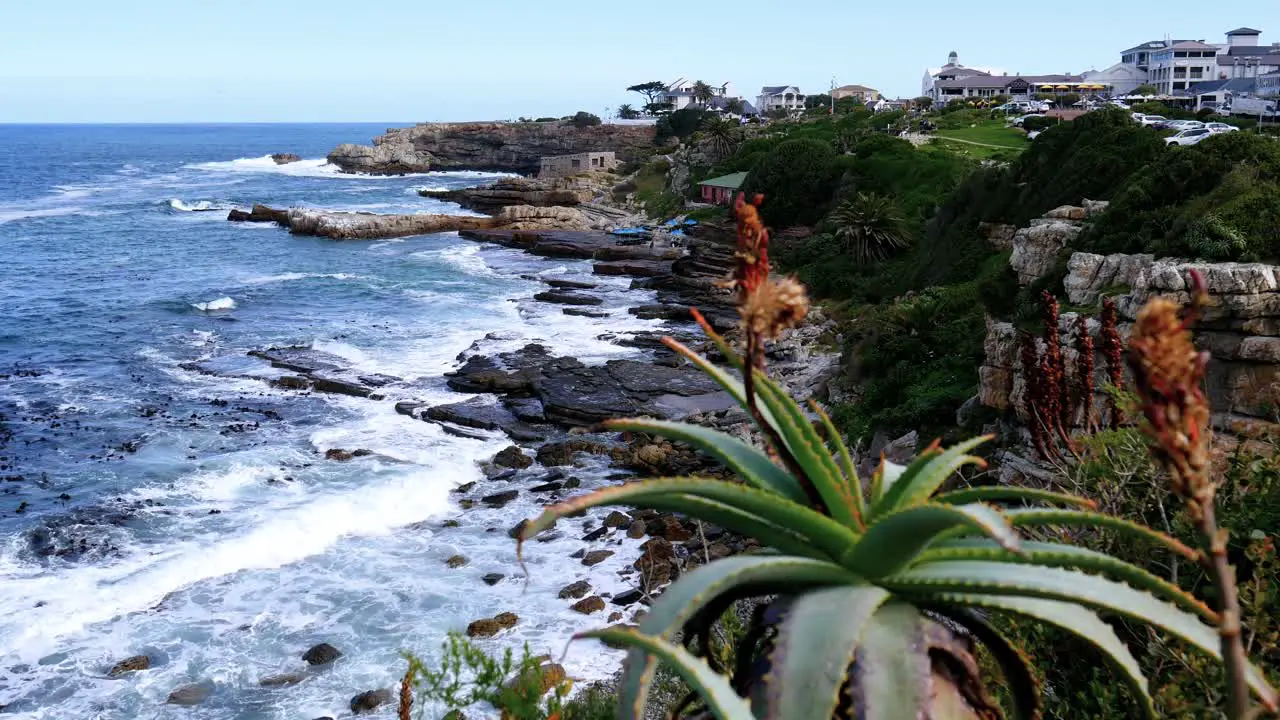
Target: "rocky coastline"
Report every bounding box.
[326,121,656,175]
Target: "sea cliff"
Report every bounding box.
[327,121,656,175]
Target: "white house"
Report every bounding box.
[756,86,806,114]
[1082,62,1148,96]
[662,79,735,111]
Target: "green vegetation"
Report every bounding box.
[740,138,839,227]
[657,108,713,143]
[569,111,601,128]
[516,313,1278,719]
[824,192,910,263]
[934,122,1026,149]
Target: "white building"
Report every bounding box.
[756,86,806,114]
[661,79,734,111]
[1148,41,1222,95]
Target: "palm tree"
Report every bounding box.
[692,80,716,107]
[617,104,641,120]
[519,199,1278,720]
[699,115,741,160]
[827,192,911,263]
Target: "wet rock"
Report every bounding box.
[453,482,476,494]
[508,519,529,538]
[302,642,343,666]
[108,655,151,677]
[324,448,371,462]
[593,260,672,278]
[558,580,591,599]
[446,554,468,568]
[482,573,505,586]
[647,516,693,542]
[582,550,615,566]
[350,688,394,714]
[626,520,647,539]
[481,490,518,508]
[582,526,608,542]
[571,596,606,614]
[259,672,307,688]
[529,479,563,493]
[492,445,532,469]
[227,204,291,224]
[167,682,214,706]
[534,291,604,306]
[467,612,519,638]
[504,398,546,423]
[603,511,632,529]
[635,538,677,591]
[629,304,694,322]
[545,278,598,290]
[612,589,645,606]
[563,308,610,318]
[570,548,586,559]
[536,438,614,466]
[271,153,302,165]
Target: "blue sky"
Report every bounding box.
[1,0,1276,122]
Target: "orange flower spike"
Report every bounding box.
[732,192,771,298]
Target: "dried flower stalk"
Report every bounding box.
[1074,314,1095,431]
[1019,332,1054,460]
[398,666,413,720]
[1100,296,1125,428]
[1126,269,1261,719]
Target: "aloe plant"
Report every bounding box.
[517,319,1278,720]
[517,196,1278,719]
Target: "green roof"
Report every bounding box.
[697,171,748,189]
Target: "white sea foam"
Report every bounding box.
[241,272,361,286]
[192,297,236,311]
[168,198,232,212]
[0,206,86,225]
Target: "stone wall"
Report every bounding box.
[980,203,1280,440]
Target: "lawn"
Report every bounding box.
[933,121,1028,155]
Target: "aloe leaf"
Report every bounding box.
[930,594,1156,719]
[688,308,745,372]
[635,495,828,560]
[661,336,780,433]
[518,477,861,562]
[809,400,866,528]
[581,628,755,720]
[869,457,907,506]
[762,585,891,720]
[604,418,807,504]
[934,486,1096,510]
[751,372,860,527]
[617,556,860,720]
[999,508,1201,561]
[858,602,930,720]
[873,435,991,516]
[931,606,1043,720]
[882,560,1278,704]
[839,503,1020,579]
[919,539,1217,622]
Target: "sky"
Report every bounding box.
[1,0,1277,123]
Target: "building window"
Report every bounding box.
[1174,81,1186,90]
[571,159,581,169]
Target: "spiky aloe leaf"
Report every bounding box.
[872,435,992,516]
[881,561,1278,705]
[616,556,862,720]
[869,457,907,506]
[934,486,1097,510]
[579,628,755,720]
[932,607,1042,720]
[919,539,1217,622]
[857,602,930,720]
[931,594,1156,719]
[688,308,745,372]
[750,372,860,527]
[999,508,1201,561]
[661,336,779,434]
[631,494,828,560]
[517,478,860,562]
[838,503,1020,579]
[603,418,808,505]
[809,400,866,529]
[762,585,891,720]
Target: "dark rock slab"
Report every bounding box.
[504,397,546,423]
[108,655,151,678]
[629,304,694,322]
[167,682,214,706]
[481,490,519,507]
[544,278,598,290]
[605,359,719,397]
[563,308,609,318]
[302,642,343,665]
[419,397,547,442]
[593,260,672,278]
[350,688,394,714]
[534,291,604,306]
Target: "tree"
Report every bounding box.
[569,111,601,128]
[626,81,668,110]
[644,101,674,116]
[699,115,741,160]
[741,138,839,226]
[616,104,641,120]
[1133,83,1158,96]
[1059,92,1082,108]
[805,93,833,110]
[655,108,712,142]
[724,97,746,116]
[826,192,911,263]
[691,80,715,106]
[913,96,933,110]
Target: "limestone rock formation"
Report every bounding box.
[327,121,655,175]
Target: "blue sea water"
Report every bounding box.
[0,124,659,718]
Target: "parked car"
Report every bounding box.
[1166,120,1206,131]
[1165,128,1213,146]
[1140,115,1168,127]
[1010,113,1045,127]
[1109,100,1131,110]
[1205,122,1240,133]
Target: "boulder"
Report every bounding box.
[492,446,532,469]
[627,520,647,539]
[582,550,615,566]
[349,688,395,714]
[612,589,645,606]
[466,612,519,638]
[536,438,613,466]
[446,554,468,568]
[571,596,606,614]
[302,642,343,666]
[482,573,505,586]
[167,682,214,706]
[259,672,307,688]
[108,655,151,678]
[481,490,519,508]
[635,538,677,591]
[558,580,592,599]
[603,511,632,529]
[533,291,604,306]
[1009,220,1082,285]
[271,153,302,165]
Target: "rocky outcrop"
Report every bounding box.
[328,121,655,175]
[271,153,302,165]
[420,175,602,213]
[227,203,633,239]
[982,202,1280,441]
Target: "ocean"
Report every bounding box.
[0,124,660,718]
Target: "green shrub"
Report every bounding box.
[741,138,839,227]
[656,108,713,142]
[570,111,601,128]
[1020,115,1057,133]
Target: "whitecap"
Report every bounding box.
[168,198,231,212]
[0,206,85,225]
[192,297,236,312]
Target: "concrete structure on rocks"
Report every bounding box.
[539,152,617,179]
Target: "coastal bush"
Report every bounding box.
[1020,115,1057,133]
[741,138,838,227]
[824,192,910,264]
[656,108,713,143]
[517,206,1279,719]
[570,111,602,128]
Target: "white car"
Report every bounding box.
[1206,122,1239,133]
[1140,115,1168,127]
[1169,120,1206,131]
[1165,128,1213,146]
[1010,113,1045,127]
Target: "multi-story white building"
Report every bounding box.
[1148,41,1221,95]
[921,51,1106,103]
[756,86,806,114]
[661,79,735,111]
